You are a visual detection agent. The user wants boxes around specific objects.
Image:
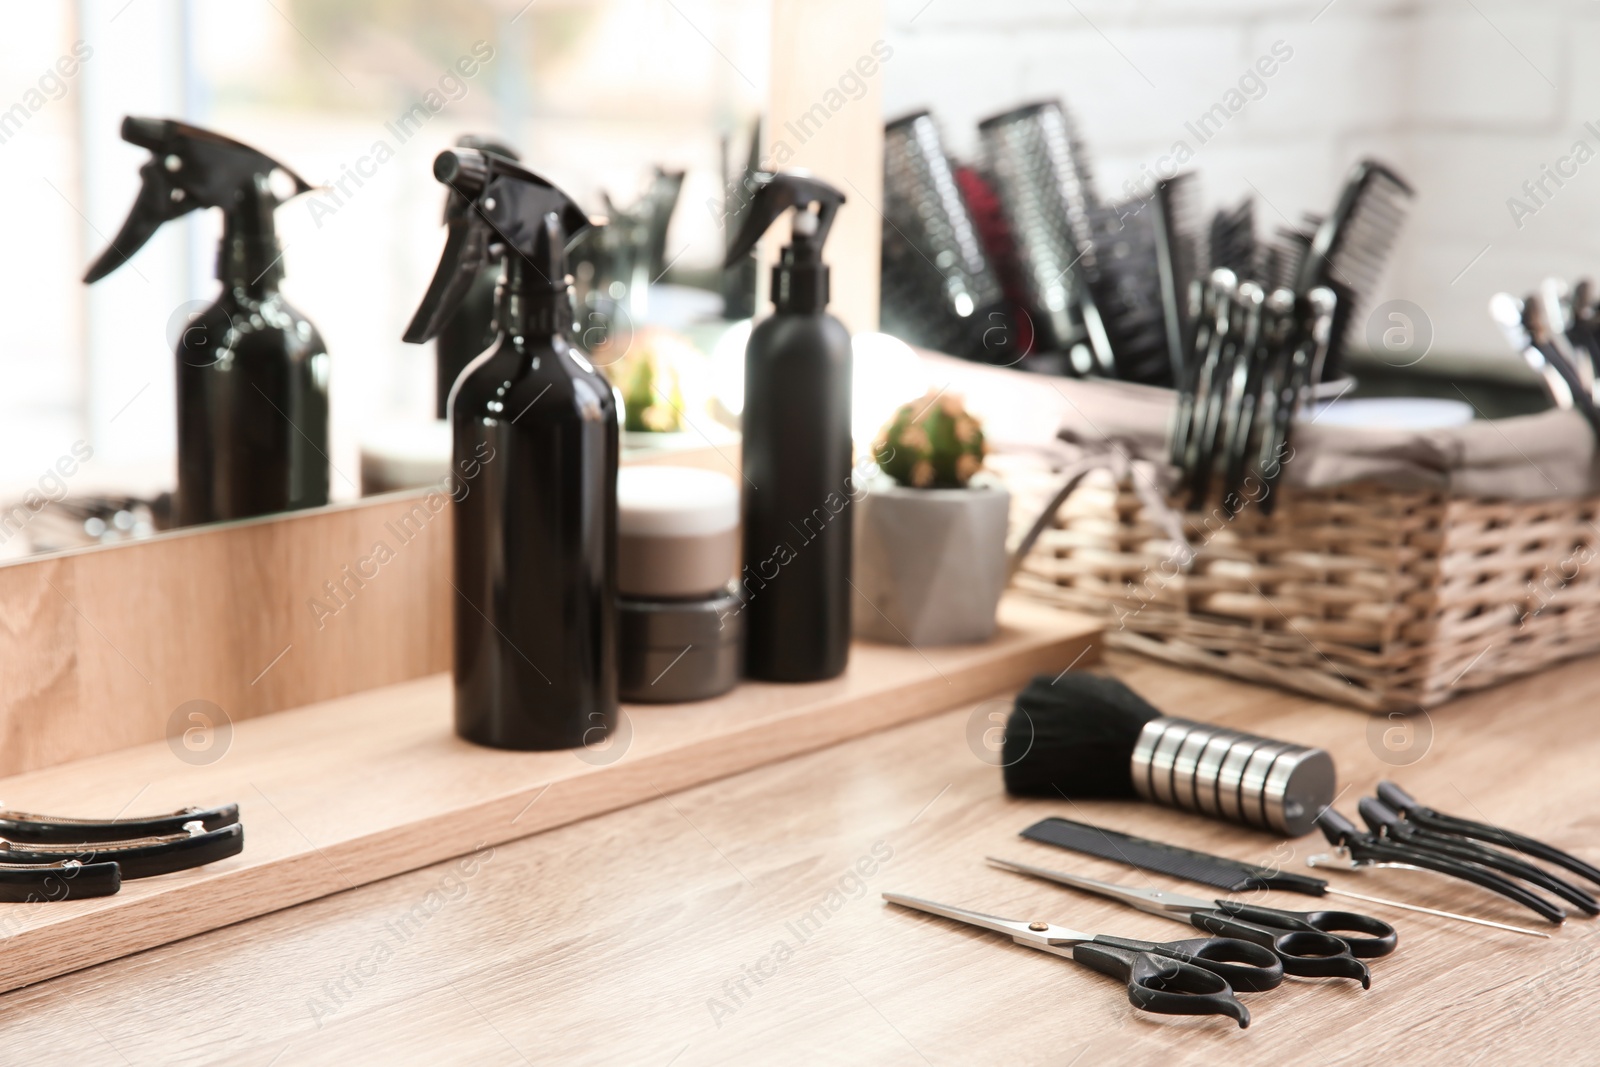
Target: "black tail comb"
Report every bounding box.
[1020,816,1330,895]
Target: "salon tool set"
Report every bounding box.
[1016,815,1542,936]
[881,783,1595,1027]
[880,96,1413,397]
[0,802,242,902]
[988,856,1390,984]
[1489,285,1600,436]
[1169,161,1409,510]
[1001,672,1336,835]
[882,816,1394,1026]
[1313,782,1600,925]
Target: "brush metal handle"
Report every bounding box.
[1132,717,1334,836]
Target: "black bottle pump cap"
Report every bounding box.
[403,148,592,344]
[82,116,312,286]
[444,134,520,225]
[722,171,845,315]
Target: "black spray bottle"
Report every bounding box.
[403,148,618,750]
[84,117,329,526]
[723,173,852,681]
[432,134,521,419]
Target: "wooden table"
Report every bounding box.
[3,649,1597,1066]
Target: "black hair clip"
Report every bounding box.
[1312,808,1566,924]
[0,823,243,880]
[1356,798,1597,916]
[0,803,238,844]
[0,803,244,890]
[0,859,122,903]
[1376,782,1600,891]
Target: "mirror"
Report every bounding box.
[1,0,766,559]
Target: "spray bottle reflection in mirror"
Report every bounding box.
[83,117,329,527]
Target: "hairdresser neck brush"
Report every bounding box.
[1002,672,1335,836]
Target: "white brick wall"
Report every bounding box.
[883,0,1600,372]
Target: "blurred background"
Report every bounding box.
[0,0,1588,553]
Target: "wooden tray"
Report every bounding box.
[0,597,1098,993]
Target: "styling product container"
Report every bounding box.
[616,466,742,702]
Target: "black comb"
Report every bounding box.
[1089,196,1171,384]
[1294,159,1413,379]
[1152,173,1204,384]
[1208,199,1256,281]
[1021,817,1329,895]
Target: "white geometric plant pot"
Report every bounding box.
[851,484,1011,646]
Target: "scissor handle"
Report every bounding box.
[1214,900,1399,959]
[1070,943,1250,1028]
[1093,933,1284,993]
[1188,909,1371,988]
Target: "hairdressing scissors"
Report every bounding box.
[989,857,1394,987]
[883,891,1271,1027]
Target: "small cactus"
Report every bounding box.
[612,328,689,432]
[872,391,987,488]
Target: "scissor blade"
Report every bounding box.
[987,856,1213,918]
[881,892,1090,945]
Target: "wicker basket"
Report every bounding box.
[1011,466,1600,712]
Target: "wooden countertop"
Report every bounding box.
[3,649,1597,1066]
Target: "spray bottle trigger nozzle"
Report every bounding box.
[722,171,845,268]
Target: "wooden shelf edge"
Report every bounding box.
[0,597,1100,993]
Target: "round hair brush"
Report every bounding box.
[1003,672,1335,836]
